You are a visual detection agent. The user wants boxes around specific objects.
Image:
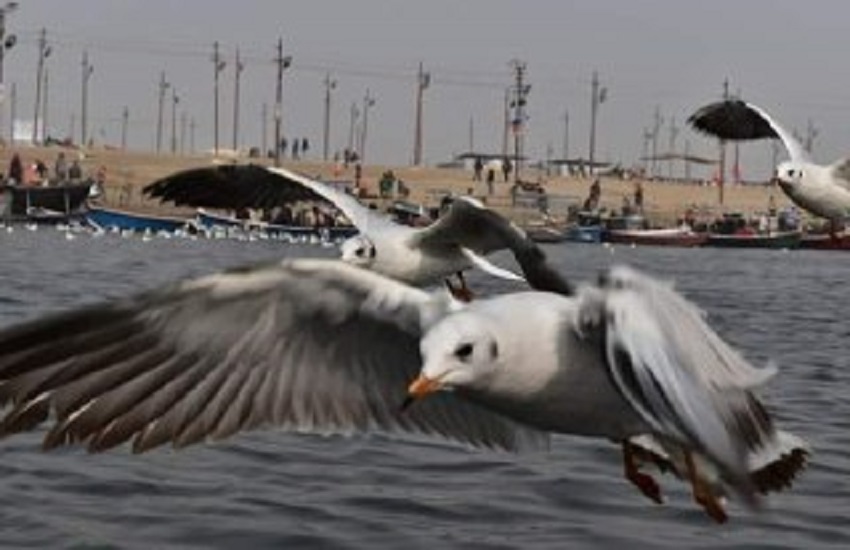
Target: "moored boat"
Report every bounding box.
[705,230,802,249]
[197,208,358,240]
[86,205,192,233]
[799,233,850,250]
[605,227,708,247]
[2,183,92,222]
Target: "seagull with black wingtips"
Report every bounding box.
[688,98,850,238]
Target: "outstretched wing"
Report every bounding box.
[830,157,850,190]
[687,99,809,163]
[412,197,574,294]
[143,164,392,231]
[0,259,548,454]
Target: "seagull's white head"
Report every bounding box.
[340,235,377,268]
[407,313,501,402]
[776,160,805,191]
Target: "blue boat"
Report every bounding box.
[565,224,604,243]
[564,212,605,243]
[196,209,358,240]
[86,205,192,233]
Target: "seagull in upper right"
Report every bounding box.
[688,98,850,236]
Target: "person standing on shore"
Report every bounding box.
[8,153,23,185]
[54,152,68,184]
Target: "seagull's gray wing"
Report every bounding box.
[829,157,850,190]
[413,197,527,255]
[143,164,320,211]
[0,259,548,454]
[410,197,574,293]
[577,267,777,491]
[265,166,395,233]
[688,99,809,163]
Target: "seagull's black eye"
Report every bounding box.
[787,169,796,178]
[454,343,474,361]
[355,248,365,257]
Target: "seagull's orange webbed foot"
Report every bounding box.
[622,440,664,504]
[685,451,728,524]
[445,272,474,303]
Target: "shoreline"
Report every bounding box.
[0,145,793,228]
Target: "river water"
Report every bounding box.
[0,227,847,549]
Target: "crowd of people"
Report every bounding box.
[4,151,102,189]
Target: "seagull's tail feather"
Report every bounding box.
[748,429,810,495]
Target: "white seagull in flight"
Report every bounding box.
[688,98,850,236]
[0,258,807,522]
[144,164,569,299]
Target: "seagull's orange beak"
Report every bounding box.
[400,374,442,412]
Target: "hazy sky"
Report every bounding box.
[4,0,850,179]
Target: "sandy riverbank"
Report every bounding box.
[0,145,793,227]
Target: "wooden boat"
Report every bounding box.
[705,230,802,249]
[605,227,708,247]
[196,209,358,239]
[799,233,850,250]
[2,183,92,222]
[86,205,192,233]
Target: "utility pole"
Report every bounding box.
[804,119,819,155]
[501,87,510,158]
[650,106,663,179]
[359,89,376,163]
[468,116,474,153]
[322,72,336,161]
[171,86,179,154]
[509,59,530,183]
[684,138,692,181]
[81,50,93,147]
[562,110,570,160]
[232,47,243,151]
[189,116,196,154]
[718,78,729,205]
[180,110,187,155]
[641,127,652,176]
[412,62,430,165]
[273,37,292,167]
[156,71,169,153]
[261,102,268,156]
[121,105,128,150]
[32,27,50,144]
[41,67,48,140]
[8,80,14,141]
[667,115,678,179]
[588,70,607,177]
[212,41,226,156]
[348,101,359,154]
[0,2,18,144]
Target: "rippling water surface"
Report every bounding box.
[0,228,847,549]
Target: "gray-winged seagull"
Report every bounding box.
[143,164,563,300]
[688,98,850,236]
[0,258,807,522]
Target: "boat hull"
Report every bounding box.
[799,234,850,250]
[87,206,190,233]
[605,228,707,247]
[2,184,91,221]
[197,209,358,239]
[705,231,802,249]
